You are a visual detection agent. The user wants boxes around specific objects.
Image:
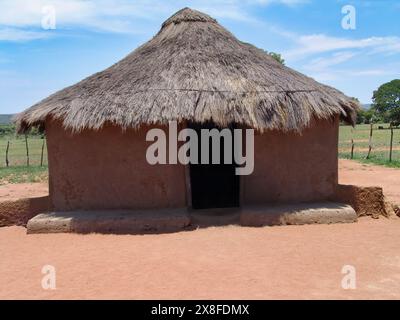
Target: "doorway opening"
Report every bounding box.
[188,121,240,209]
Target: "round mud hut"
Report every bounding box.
[16,8,359,234]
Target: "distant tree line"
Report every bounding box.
[356,79,400,127]
[0,124,42,138]
[356,106,392,125]
[0,124,16,136]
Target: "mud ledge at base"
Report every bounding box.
[0,196,49,227]
[27,202,357,235]
[334,184,398,219]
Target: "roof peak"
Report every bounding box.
[162,8,217,28]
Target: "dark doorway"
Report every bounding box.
[188,121,240,209]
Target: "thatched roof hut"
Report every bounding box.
[20,8,359,233]
[15,7,358,134]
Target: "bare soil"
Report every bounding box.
[0,183,48,202]
[1,218,400,300]
[0,159,399,299]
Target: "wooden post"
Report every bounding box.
[389,125,394,162]
[366,123,373,159]
[350,138,354,159]
[25,134,30,167]
[40,139,45,167]
[5,141,9,167]
[350,127,354,159]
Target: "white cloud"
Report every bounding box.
[254,0,309,5]
[297,48,398,84]
[0,0,157,34]
[0,0,310,40]
[267,27,400,100]
[308,67,397,83]
[283,34,400,60]
[304,51,358,71]
[348,69,391,76]
[0,27,50,41]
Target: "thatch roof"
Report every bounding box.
[15,7,359,133]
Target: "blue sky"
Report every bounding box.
[0,0,399,114]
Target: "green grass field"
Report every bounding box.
[0,165,48,184]
[0,125,48,184]
[0,135,47,167]
[339,123,400,168]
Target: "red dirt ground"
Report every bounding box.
[0,159,399,300]
[0,183,48,201]
[1,218,400,300]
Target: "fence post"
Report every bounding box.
[40,138,45,167]
[5,141,10,167]
[350,138,354,159]
[366,123,373,159]
[389,125,394,162]
[350,128,354,159]
[25,134,30,167]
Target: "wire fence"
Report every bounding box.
[0,135,47,168]
[339,123,400,163]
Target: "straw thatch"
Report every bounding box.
[15,7,359,133]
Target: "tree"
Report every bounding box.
[356,108,377,124]
[243,44,285,65]
[267,52,285,65]
[372,79,400,126]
